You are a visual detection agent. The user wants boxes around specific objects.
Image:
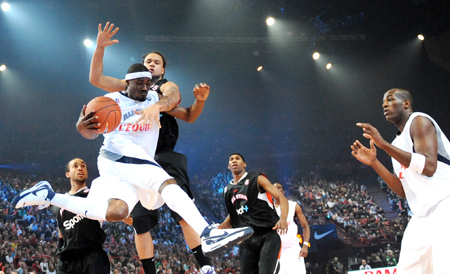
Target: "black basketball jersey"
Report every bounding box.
[223,172,279,231]
[152,79,179,153]
[50,187,106,258]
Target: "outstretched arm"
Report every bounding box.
[168,83,210,122]
[258,176,288,234]
[295,203,310,257]
[89,22,127,92]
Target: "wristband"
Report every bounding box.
[409,153,425,174]
[303,241,310,247]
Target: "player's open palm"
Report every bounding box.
[97,22,119,48]
[193,83,210,101]
[351,140,377,166]
[134,104,161,129]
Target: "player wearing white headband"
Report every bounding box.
[88,22,213,274]
[12,63,254,261]
[351,88,450,273]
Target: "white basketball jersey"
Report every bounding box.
[391,112,450,216]
[100,91,160,161]
[276,200,300,247]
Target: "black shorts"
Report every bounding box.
[239,229,281,274]
[58,249,110,274]
[130,150,194,233]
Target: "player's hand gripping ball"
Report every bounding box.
[85,96,121,134]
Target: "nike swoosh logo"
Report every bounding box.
[314,230,335,240]
[204,231,230,245]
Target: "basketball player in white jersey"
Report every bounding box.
[351,88,450,273]
[12,63,254,258]
[274,183,310,274]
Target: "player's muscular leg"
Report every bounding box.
[179,219,201,248]
[135,232,155,259]
[106,198,129,222]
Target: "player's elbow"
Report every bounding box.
[422,162,437,177]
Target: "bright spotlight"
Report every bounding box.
[84,39,93,48]
[326,63,332,70]
[0,64,6,71]
[1,2,10,11]
[266,17,275,26]
[417,34,425,41]
[257,66,263,71]
[312,52,320,60]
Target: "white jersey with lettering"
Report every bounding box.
[101,91,160,161]
[391,112,450,217]
[276,200,299,247]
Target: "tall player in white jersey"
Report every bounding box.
[351,88,450,273]
[274,183,310,274]
[12,63,254,257]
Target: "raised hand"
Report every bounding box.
[96,22,119,49]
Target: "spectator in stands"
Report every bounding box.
[359,259,371,270]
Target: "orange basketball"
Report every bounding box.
[85,96,122,134]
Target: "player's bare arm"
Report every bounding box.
[410,116,438,176]
[135,81,181,126]
[258,176,288,234]
[76,105,100,140]
[295,203,310,257]
[89,22,127,92]
[218,215,232,229]
[168,83,210,122]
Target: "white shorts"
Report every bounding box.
[279,244,306,274]
[397,197,450,274]
[88,156,173,216]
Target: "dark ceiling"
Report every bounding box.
[1,0,450,181]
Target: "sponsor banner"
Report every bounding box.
[349,266,397,274]
[307,224,338,252]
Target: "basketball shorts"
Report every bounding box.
[239,229,281,274]
[89,155,173,217]
[130,150,194,233]
[58,249,109,274]
[279,244,306,274]
[396,197,450,273]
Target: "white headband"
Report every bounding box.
[125,71,152,80]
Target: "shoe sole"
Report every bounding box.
[202,227,254,257]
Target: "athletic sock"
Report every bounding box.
[160,184,209,236]
[141,257,156,274]
[192,245,211,266]
[50,193,108,221]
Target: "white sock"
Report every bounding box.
[160,184,209,235]
[51,193,108,221]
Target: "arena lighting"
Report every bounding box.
[266,17,275,26]
[1,2,10,11]
[84,39,93,48]
[0,64,6,72]
[326,63,332,70]
[312,52,320,60]
[257,66,263,71]
[417,34,424,41]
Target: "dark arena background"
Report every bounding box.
[1,0,450,273]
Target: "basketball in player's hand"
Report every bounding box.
[85,96,121,134]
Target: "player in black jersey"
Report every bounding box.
[220,153,289,274]
[50,158,109,274]
[89,22,213,274]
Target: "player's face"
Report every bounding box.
[228,154,246,172]
[382,90,405,123]
[143,53,165,80]
[66,158,88,183]
[126,77,152,101]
